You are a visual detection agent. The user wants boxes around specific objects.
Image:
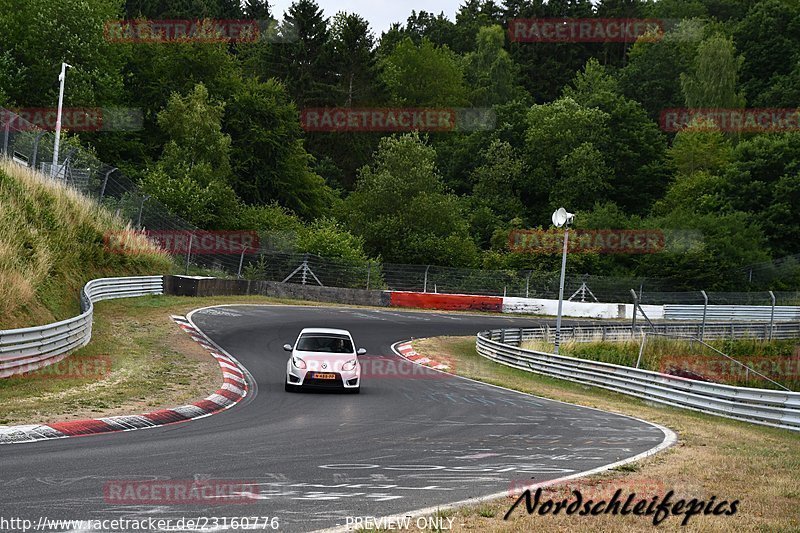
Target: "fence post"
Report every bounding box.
[184,233,193,275]
[630,289,639,337]
[137,195,148,228]
[2,119,9,156]
[99,167,116,200]
[700,290,708,342]
[423,265,430,293]
[366,262,371,290]
[525,271,531,298]
[635,331,647,369]
[769,290,776,341]
[30,131,45,168]
[237,249,245,279]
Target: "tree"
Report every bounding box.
[733,0,800,106]
[563,59,669,211]
[341,133,479,266]
[619,19,704,120]
[667,118,733,176]
[452,0,503,54]
[464,25,523,106]
[243,0,271,19]
[300,12,383,189]
[0,0,126,107]
[266,0,330,106]
[379,38,468,107]
[523,97,611,222]
[681,34,746,109]
[141,84,240,229]
[551,142,613,211]
[224,77,336,218]
[468,140,525,247]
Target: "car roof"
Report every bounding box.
[299,328,352,336]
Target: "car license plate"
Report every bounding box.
[312,373,336,380]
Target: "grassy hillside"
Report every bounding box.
[0,159,173,329]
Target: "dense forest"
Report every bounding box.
[1,0,799,290]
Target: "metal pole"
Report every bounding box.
[31,131,45,168]
[423,265,430,293]
[769,290,776,341]
[51,62,71,178]
[700,290,708,342]
[635,331,647,369]
[2,119,9,156]
[99,167,116,200]
[237,250,245,279]
[525,271,531,298]
[366,263,371,290]
[137,195,147,228]
[185,233,193,275]
[630,288,638,335]
[554,228,569,355]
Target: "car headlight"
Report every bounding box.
[292,357,307,369]
[342,359,357,371]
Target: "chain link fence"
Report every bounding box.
[2,106,799,307]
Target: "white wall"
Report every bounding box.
[502,297,664,320]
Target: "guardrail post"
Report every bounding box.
[185,233,193,275]
[769,290,776,341]
[700,290,708,341]
[423,265,430,293]
[501,329,506,344]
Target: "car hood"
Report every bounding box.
[293,351,357,372]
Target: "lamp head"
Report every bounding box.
[551,208,575,228]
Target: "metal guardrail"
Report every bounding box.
[498,322,800,344]
[664,304,800,322]
[476,329,800,431]
[0,276,163,378]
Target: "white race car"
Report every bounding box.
[284,328,366,393]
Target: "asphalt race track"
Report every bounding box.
[0,305,672,532]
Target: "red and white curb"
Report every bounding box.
[395,342,450,371]
[0,315,249,445]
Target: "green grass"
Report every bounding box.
[0,159,172,329]
[0,296,222,425]
[522,336,800,391]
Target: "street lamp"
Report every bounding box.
[552,207,575,355]
[51,62,72,178]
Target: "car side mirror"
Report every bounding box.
[283,344,293,352]
[357,348,367,356]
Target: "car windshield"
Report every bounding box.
[296,334,354,354]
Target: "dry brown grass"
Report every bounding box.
[412,336,800,533]
[0,158,171,329]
